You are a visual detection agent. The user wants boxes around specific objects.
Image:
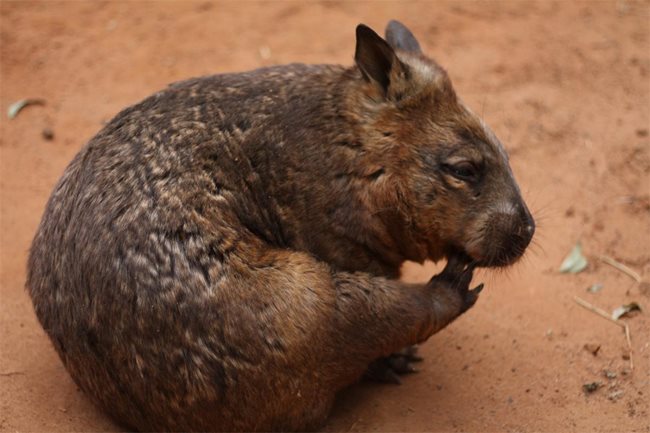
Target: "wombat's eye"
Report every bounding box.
[446,161,478,182]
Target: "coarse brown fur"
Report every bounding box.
[26,21,534,431]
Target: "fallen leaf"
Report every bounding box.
[7,98,45,119]
[612,302,642,320]
[587,283,603,293]
[559,242,588,273]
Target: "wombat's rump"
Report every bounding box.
[27,21,533,431]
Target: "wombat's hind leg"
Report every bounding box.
[365,346,422,384]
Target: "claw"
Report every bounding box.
[460,282,485,313]
[459,267,474,287]
[382,370,402,385]
[365,359,403,384]
[407,353,424,363]
[397,345,423,362]
[365,346,422,384]
[387,356,418,374]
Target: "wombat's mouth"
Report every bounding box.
[447,245,521,269]
[445,247,478,268]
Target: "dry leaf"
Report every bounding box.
[612,302,642,320]
[559,242,588,273]
[7,98,45,119]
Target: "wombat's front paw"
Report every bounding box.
[364,345,423,384]
[428,254,484,313]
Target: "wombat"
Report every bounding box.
[27,21,534,431]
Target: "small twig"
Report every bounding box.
[599,255,642,283]
[573,296,624,328]
[624,324,634,371]
[573,296,634,372]
[0,371,24,377]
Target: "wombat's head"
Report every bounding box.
[353,21,534,267]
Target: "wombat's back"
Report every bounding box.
[27,63,348,430]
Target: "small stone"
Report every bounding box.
[587,283,603,293]
[636,128,649,137]
[608,390,624,401]
[616,1,630,15]
[603,370,617,380]
[639,281,650,297]
[259,46,272,60]
[582,382,602,394]
[42,127,54,140]
[583,343,601,356]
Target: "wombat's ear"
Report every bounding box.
[385,20,422,53]
[355,24,406,95]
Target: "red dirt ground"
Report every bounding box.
[1,1,649,432]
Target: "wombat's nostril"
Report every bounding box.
[518,203,535,237]
[521,217,535,249]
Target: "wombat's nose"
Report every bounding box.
[519,205,535,245]
[525,223,535,236]
[482,205,534,267]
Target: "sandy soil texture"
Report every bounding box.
[1,1,649,432]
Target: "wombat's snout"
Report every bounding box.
[481,200,535,267]
[521,204,536,243]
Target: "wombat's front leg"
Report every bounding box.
[328,256,482,386]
